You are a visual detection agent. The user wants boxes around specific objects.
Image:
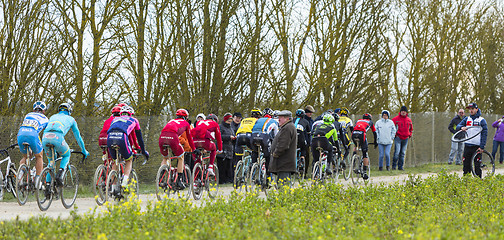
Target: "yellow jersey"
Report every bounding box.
[236,117,258,135]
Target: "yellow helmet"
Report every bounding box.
[251,109,263,118]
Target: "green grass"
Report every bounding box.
[2,172,504,239]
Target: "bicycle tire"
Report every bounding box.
[178,164,192,201]
[451,126,483,143]
[155,165,171,201]
[60,165,78,208]
[249,162,260,193]
[125,169,139,200]
[333,155,341,183]
[207,164,219,199]
[233,160,246,193]
[471,150,495,178]
[312,161,322,184]
[296,156,305,181]
[93,164,107,205]
[15,164,30,206]
[0,169,4,201]
[191,163,204,200]
[35,167,54,211]
[350,154,361,185]
[105,170,120,202]
[343,152,351,181]
[8,166,17,199]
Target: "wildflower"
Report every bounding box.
[398,230,403,234]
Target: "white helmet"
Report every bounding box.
[33,101,47,111]
[58,103,73,115]
[120,106,133,116]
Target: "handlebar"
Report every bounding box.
[0,143,19,155]
[71,150,86,164]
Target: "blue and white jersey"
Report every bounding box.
[252,117,279,138]
[19,112,49,133]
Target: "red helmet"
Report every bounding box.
[363,113,372,120]
[111,106,122,114]
[117,103,128,108]
[176,109,189,117]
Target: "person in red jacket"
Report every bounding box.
[191,114,223,176]
[99,104,128,160]
[391,106,413,170]
[159,109,196,188]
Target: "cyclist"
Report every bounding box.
[293,109,311,175]
[251,108,279,173]
[234,109,262,160]
[456,103,488,177]
[339,107,354,159]
[191,114,223,176]
[159,109,195,189]
[99,105,122,156]
[314,109,334,122]
[107,106,149,187]
[351,113,377,180]
[311,114,340,175]
[17,101,49,181]
[42,103,89,185]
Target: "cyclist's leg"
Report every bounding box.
[205,139,217,166]
[17,132,30,165]
[261,134,271,173]
[310,138,321,164]
[362,136,369,167]
[159,131,173,166]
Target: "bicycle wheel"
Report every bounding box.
[312,161,322,184]
[15,164,30,205]
[207,164,219,199]
[105,170,120,202]
[233,160,246,193]
[0,170,4,201]
[125,169,139,200]
[61,165,79,209]
[350,154,361,185]
[191,163,204,200]
[178,164,192,200]
[333,155,341,183]
[249,162,260,193]
[343,152,351,181]
[260,159,272,194]
[296,156,305,182]
[35,167,54,211]
[452,126,483,143]
[7,166,17,198]
[155,165,171,201]
[93,164,107,205]
[471,150,495,178]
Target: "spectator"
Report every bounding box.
[269,110,297,188]
[392,106,413,170]
[491,115,504,164]
[448,109,465,165]
[304,105,315,128]
[217,113,236,183]
[231,112,242,133]
[375,110,396,171]
[456,103,488,177]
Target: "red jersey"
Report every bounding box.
[99,115,115,143]
[191,120,222,151]
[162,118,195,150]
[353,119,376,133]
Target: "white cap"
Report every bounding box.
[196,113,206,120]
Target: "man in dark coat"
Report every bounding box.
[217,113,236,183]
[269,110,297,187]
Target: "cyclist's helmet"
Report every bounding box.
[334,108,341,115]
[363,113,372,120]
[273,110,280,118]
[176,109,189,119]
[295,109,305,117]
[207,114,218,122]
[323,114,335,124]
[263,108,273,117]
[340,107,349,116]
[120,106,133,116]
[117,103,128,108]
[129,107,135,115]
[111,106,122,115]
[333,112,340,121]
[251,109,262,118]
[58,103,73,115]
[33,101,47,112]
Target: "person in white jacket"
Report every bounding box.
[375,110,397,171]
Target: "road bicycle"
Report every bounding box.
[249,138,269,195]
[35,143,85,211]
[0,144,18,201]
[105,145,144,203]
[452,126,495,178]
[16,143,38,205]
[292,148,305,184]
[93,146,115,205]
[350,139,372,185]
[155,145,192,201]
[191,148,219,200]
[233,147,253,193]
[333,139,349,182]
[312,147,332,185]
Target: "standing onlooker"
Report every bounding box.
[304,105,315,129]
[269,110,297,188]
[456,103,488,177]
[392,106,413,170]
[217,113,236,183]
[375,110,396,171]
[491,115,504,164]
[231,112,242,133]
[448,109,465,165]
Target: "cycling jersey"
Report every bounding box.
[353,119,376,135]
[17,112,49,155]
[192,119,223,151]
[160,118,195,158]
[252,117,279,138]
[99,115,115,146]
[236,117,258,135]
[108,115,147,159]
[352,119,377,159]
[338,116,354,130]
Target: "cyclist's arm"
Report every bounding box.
[134,129,147,153]
[71,119,87,153]
[186,127,196,151]
[215,125,223,151]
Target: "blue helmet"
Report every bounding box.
[33,101,47,111]
[295,109,305,117]
[58,103,73,115]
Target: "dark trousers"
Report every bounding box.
[217,156,234,184]
[311,137,334,166]
[492,140,504,164]
[463,145,481,177]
